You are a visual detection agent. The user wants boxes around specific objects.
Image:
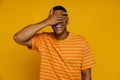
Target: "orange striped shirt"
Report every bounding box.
[31,32,96,80]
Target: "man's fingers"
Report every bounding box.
[57,17,68,22]
[57,16,68,20]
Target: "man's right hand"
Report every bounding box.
[45,9,68,26]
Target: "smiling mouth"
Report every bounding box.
[55,24,62,28]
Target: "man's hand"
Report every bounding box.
[45,9,68,26]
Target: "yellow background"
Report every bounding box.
[0,0,120,80]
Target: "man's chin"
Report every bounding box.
[54,31,63,35]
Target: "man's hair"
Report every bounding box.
[52,6,67,12]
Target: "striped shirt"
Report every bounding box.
[31,32,96,80]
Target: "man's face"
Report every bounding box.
[51,10,68,35]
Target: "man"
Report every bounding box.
[14,6,96,80]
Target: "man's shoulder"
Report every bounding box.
[35,32,53,36]
[31,32,53,40]
[70,33,86,40]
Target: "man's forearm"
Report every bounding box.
[82,68,91,80]
[14,20,49,43]
[82,76,91,80]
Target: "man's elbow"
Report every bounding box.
[13,34,23,44]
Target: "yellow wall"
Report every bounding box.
[0,0,120,80]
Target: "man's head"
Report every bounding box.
[52,6,67,13]
[50,6,69,35]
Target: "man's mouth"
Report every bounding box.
[55,24,62,28]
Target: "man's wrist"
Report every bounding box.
[43,19,51,26]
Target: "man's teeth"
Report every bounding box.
[55,25,62,28]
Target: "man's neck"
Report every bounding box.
[54,31,69,40]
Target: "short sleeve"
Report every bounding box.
[30,33,43,50]
[81,38,96,70]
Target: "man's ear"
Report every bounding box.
[67,18,69,25]
[49,9,53,15]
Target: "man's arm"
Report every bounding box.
[13,10,67,47]
[81,68,91,80]
[13,20,49,47]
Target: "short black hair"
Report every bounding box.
[52,6,67,12]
